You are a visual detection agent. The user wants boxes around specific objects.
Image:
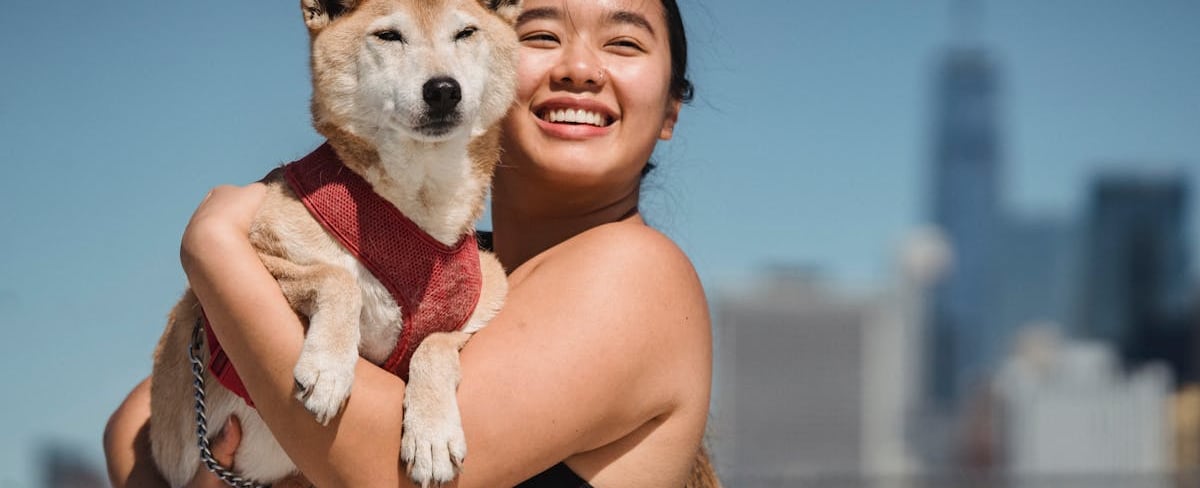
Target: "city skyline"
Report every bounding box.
[2,1,1199,486]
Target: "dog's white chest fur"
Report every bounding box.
[349,258,404,363]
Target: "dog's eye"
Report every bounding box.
[374,30,405,42]
[455,26,477,41]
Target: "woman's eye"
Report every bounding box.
[520,32,559,46]
[374,30,405,42]
[607,39,644,53]
[455,26,477,41]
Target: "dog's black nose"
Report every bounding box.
[423,77,462,117]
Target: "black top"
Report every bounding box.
[516,463,593,488]
[476,230,495,254]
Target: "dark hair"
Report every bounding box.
[662,0,694,104]
[641,0,692,178]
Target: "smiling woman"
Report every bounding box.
[103,0,719,486]
[495,0,683,224]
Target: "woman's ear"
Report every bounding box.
[659,99,682,141]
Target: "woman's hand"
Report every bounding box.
[102,378,309,488]
[187,416,312,488]
[184,417,243,488]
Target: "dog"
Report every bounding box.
[148,0,520,486]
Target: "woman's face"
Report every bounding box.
[501,0,680,193]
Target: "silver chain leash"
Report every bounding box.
[189,316,271,488]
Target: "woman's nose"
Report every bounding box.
[550,41,606,90]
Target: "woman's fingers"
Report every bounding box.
[185,416,243,488]
[210,415,243,466]
[274,474,315,488]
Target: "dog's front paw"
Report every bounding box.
[401,388,466,487]
[292,346,356,425]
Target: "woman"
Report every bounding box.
[104,0,715,486]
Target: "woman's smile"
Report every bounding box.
[532,96,618,139]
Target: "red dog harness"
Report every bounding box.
[205,142,483,407]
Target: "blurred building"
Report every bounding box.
[862,228,951,481]
[1075,171,1194,384]
[1173,385,1200,472]
[993,327,1173,478]
[712,267,869,484]
[712,231,946,486]
[992,216,1077,344]
[925,42,1005,409]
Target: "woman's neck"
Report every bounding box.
[490,179,642,272]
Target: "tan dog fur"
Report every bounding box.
[149,0,521,486]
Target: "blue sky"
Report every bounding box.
[1,1,1198,485]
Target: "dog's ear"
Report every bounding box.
[480,0,522,24]
[301,0,358,32]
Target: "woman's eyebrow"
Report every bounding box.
[515,7,561,28]
[607,10,656,37]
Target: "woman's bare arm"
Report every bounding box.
[104,378,169,488]
[180,184,712,487]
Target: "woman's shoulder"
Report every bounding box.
[562,221,699,284]
[521,221,710,336]
[562,221,698,279]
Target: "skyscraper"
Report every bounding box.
[1076,170,1193,383]
[926,43,1004,408]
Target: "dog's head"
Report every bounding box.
[302,0,521,146]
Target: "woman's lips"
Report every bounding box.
[531,97,618,139]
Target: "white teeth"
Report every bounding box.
[545,108,607,127]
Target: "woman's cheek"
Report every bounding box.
[515,51,552,99]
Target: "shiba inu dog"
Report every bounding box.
[148,0,520,486]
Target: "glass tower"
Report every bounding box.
[1077,172,1193,382]
[926,46,1003,407]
